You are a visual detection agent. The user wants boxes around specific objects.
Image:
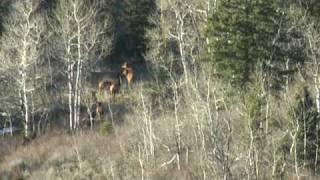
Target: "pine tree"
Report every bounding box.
[112,0,156,62]
[205,0,302,88]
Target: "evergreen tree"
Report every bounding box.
[112,0,156,62]
[205,0,304,88]
[206,0,260,84]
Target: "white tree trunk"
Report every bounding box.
[316,82,320,113]
[176,12,188,84]
[22,72,29,137]
[173,81,181,170]
[68,63,74,131]
[307,33,320,113]
[74,14,82,129]
[0,1,44,137]
[285,58,290,91]
[54,0,112,130]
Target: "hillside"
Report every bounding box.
[1,0,320,179]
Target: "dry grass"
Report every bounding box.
[0,126,137,179]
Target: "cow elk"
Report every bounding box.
[98,79,120,97]
[96,102,104,121]
[121,62,134,88]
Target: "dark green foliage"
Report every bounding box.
[111,0,156,62]
[291,87,320,172]
[206,0,254,84]
[205,0,306,88]
[0,0,10,36]
[206,0,278,84]
[266,2,306,91]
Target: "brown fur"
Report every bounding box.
[96,102,104,120]
[98,80,106,94]
[109,83,120,96]
[98,80,120,96]
[121,62,134,86]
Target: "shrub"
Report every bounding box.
[290,87,320,172]
[99,121,113,136]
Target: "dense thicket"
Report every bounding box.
[291,87,320,172]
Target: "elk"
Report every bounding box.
[109,82,120,96]
[98,80,107,95]
[98,79,120,97]
[121,62,134,88]
[96,102,104,121]
[89,101,104,122]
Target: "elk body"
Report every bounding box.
[121,62,134,88]
[98,79,120,96]
[94,62,134,99]
[109,82,120,96]
[89,91,104,122]
[95,102,104,120]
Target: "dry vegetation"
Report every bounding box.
[1,0,320,179]
[1,71,319,179]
